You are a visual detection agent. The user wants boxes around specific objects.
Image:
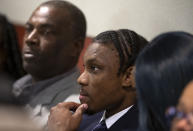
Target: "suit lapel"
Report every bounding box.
[109,104,139,131]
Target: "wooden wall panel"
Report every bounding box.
[77,37,92,73]
[14,24,25,49]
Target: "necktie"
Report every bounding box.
[92,120,108,131]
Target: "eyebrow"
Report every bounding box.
[85,57,105,66]
[25,22,32,27]
[38,24,55,29]
[25,22,55,29]
[86,58,97,64]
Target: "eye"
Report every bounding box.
[25,24,33,34]
[44,29,53,35]
[90,65,99,71]
[87,64,101,74]
[39,29,53,36]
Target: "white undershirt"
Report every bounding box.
[100,105,133,129]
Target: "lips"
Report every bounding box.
[79,88,89,104]
[23,48,38,60]
[24,52,34,57]
[23,51,35,59]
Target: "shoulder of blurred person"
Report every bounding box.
[0,104,42,131]
[0,71,15,103]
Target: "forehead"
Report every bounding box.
[179,82,193,111]
[84,42,119,65]
[29,6,69,26]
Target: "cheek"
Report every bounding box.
[87,76,108,105]
[88,76,121,105]
[23,34,28,43]
[89,77,105,98]
[172,120,186,131]
[39,39,49,49]
[39,40,57,55]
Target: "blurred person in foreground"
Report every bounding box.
[167,80,193,131]
[135,31,193,131]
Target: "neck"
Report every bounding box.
[31,72,61,83]
[105,93,136,118]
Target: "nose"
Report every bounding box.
[77,71,88,86]
[175,119,192,131]
[24,29,39,46]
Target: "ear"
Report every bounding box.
[72,38,84,56]
[121,66,136,90]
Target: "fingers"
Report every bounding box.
[73,104,88,119]
[58,102,80,109]
[50,102,80,113]
[71,104,88,128]
[48,102,88,131]
[49,102,80,126]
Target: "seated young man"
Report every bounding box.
[48,29,148,131]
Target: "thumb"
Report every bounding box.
[73,104,88,119]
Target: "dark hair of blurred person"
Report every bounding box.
[135,31,193,131]
[0,14,25,78]
[0,14,25,104]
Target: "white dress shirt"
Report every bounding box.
[100,105,133,129]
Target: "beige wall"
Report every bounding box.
[0,0,193,40]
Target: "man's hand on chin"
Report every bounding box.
[48,102,88,131]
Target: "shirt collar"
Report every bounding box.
[100,105,133,129]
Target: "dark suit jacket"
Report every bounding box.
[78,112,103,131]
[109,104,139,131]
[78,104,139,131]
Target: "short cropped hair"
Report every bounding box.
[40,0,86,47]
